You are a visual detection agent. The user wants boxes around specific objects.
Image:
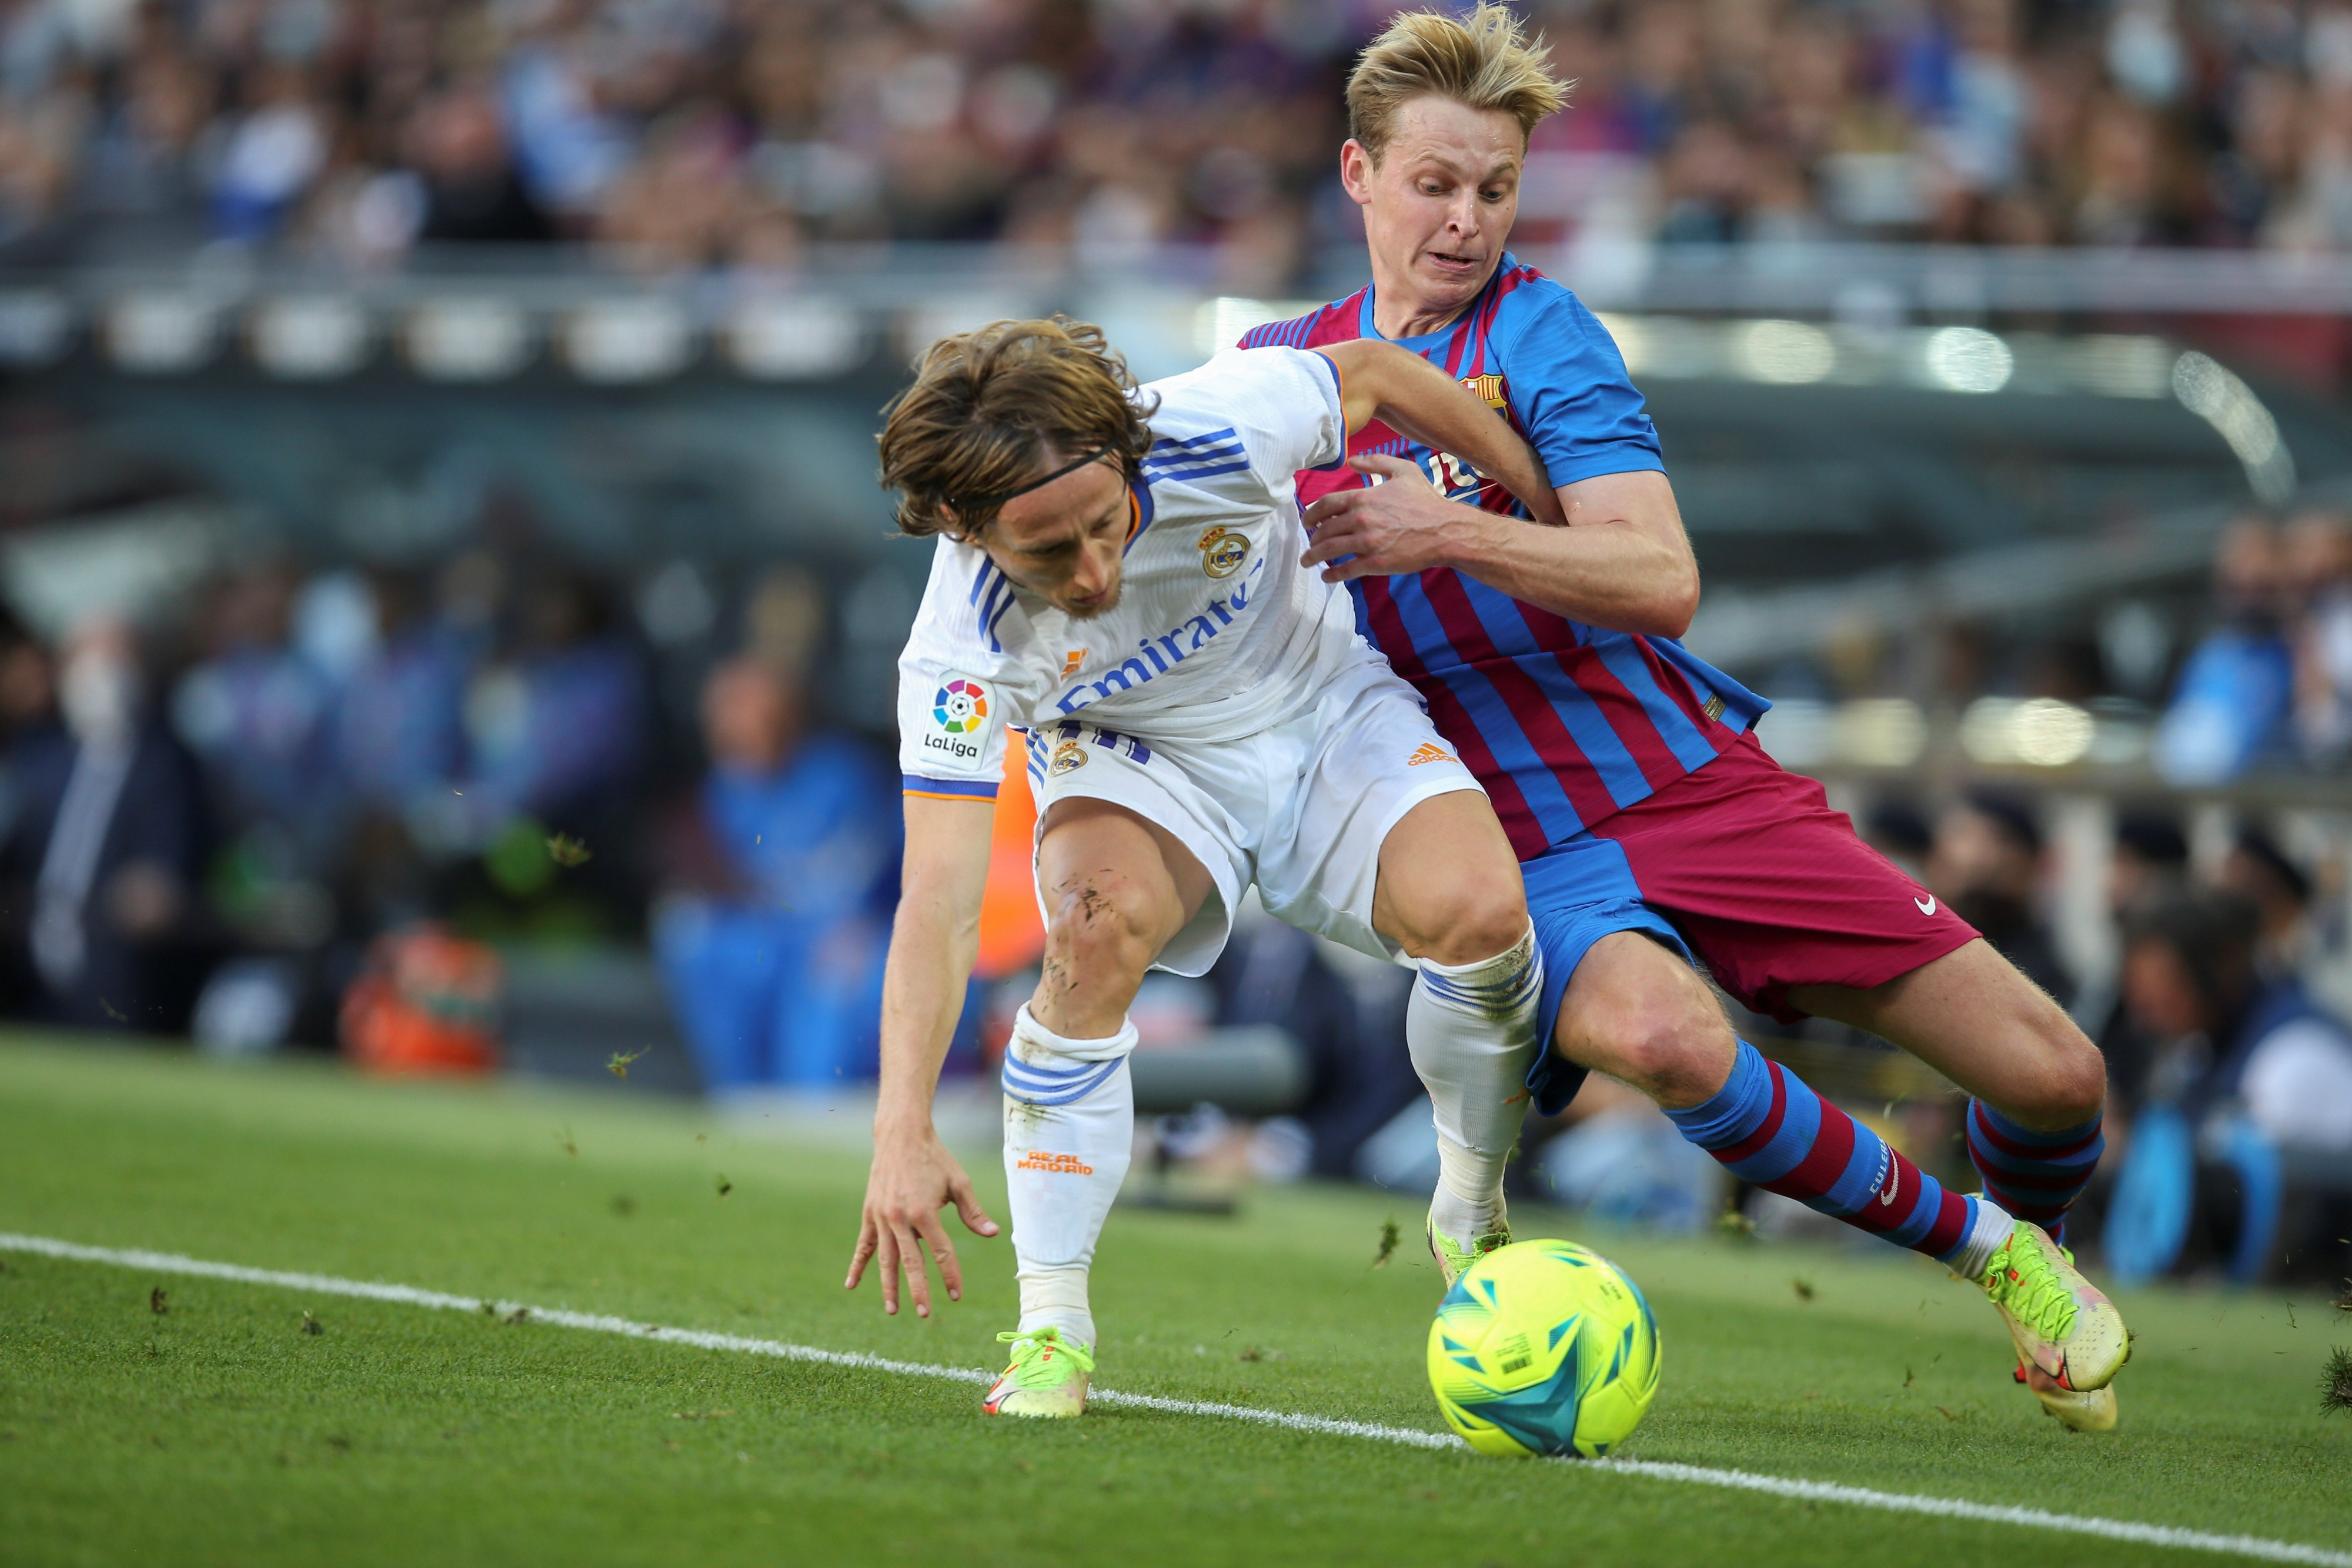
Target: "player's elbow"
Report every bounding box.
[1633,561,1700,640]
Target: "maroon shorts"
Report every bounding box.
[1584,732,1979,1022]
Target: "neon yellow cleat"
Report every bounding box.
[1980,1222,2129,1394]
[1426,1211,1510,1289]
[2014,1361,2118,1432]
[981,1328,1094,1419]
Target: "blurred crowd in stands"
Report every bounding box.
[0,546,915,1092]
[5,0,2352,283]
[2156,508,2352,783]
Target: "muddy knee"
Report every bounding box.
[1039,871,1165,1010]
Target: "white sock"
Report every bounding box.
[1002,1003,1137,1349]
[1947,1195,2017,1282]
[1407,925,1542,1253]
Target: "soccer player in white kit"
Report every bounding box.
[845,317,1562,1417]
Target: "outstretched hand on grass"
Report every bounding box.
[847,1121,998,1318]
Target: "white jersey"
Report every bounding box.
[897,346,1365,801]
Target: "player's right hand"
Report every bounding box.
[846,1122,999,1318]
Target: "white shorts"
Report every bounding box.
[1023,653,1484,974]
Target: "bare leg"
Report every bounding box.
[1788,940,2106,1131]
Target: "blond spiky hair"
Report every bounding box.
[1347,4,1571,162]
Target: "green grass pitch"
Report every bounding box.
[1,1035,2347,1567]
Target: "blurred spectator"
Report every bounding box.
[0,618,213,1031]
[1927,789,2073,1006]
[2107,890,2352,1284]
[2216,827,2313,976]
[2287,510,2352,764]
[653,651,898,1092]
[2119,890,2352,1152]
[335,567,469,818]
[407,81,554,245]
[2090,808,2189,1117]
[172,561,342,875]
[1860,797,1932,881]
[2154,517,2296,785]
[460,567,643,826]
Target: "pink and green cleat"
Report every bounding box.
[1980,1222,2129,1398]
[981,1328,1094,1419]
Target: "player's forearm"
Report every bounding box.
[1442,514,1697,637]
[873,890,982,1139]
[1322,340,1565,526]
[874,795,995,1141]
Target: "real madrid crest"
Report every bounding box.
[1049,739,1089,775]
[1197,525,1249,579]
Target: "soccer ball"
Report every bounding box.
[1426,1238,1660,1459]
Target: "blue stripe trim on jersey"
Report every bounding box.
[1652,639,1770,731]
[1142,457,1251,483]
[1308,348,1342,400]
[1125,477,1155,555]
[1142,443,1247,473]
[1590,634,1721,773]
[968,561,999,607]
[1142,450,1247,474]
[1384,573,1586,840]
[903,773,998,799]
[1148,426,1240,456]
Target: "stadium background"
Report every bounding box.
[3,0,2351,1282]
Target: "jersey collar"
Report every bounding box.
[1123,476,1152,554]
[1359,252,1517,349]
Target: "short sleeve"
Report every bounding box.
[1152,346,1346,499]
[896,539,1041,801]
[1502,292,1666,486]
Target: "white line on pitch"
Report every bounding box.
[3,1232,2344,1567]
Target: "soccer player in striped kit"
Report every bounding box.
[1246,6,2127,1430]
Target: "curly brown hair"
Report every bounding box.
[877,317,1158,540]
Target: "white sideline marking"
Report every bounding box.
[5,1232,2346,1567]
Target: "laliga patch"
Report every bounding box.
[1197,524,1249,579]
[921,674,993,773]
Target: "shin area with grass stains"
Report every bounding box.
[1,1035,2348,1568]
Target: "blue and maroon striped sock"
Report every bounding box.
[1965,1101,2104,1247]
[1665,1040,1978,1264]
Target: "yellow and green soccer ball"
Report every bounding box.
[1426,1238,1660,1458]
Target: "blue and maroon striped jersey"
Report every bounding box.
[1241,253,1767,861]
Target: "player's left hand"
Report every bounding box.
[1300,453,1490,582]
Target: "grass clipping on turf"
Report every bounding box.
[2324,1346,2352,1417]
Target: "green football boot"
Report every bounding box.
[1426,1211,1511,1289]
[981,1328,1094,1419]
[1980,1222,2128,1395]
